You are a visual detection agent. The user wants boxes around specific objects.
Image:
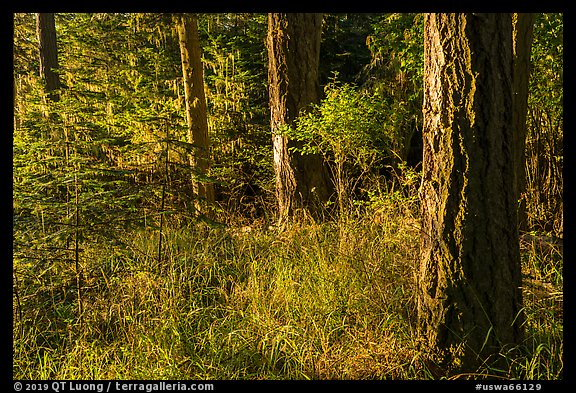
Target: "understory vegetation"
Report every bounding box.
[12,190,563,379]
[13,13,562,380]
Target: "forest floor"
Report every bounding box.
[13,196,563,380]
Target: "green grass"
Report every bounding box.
[12,198,563,380]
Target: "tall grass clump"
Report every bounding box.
[13,178,562,380]
[14,183,432,380]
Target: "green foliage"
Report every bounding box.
[362,13,424,165]
[12,203,424,379]
[319,14,374,85]
[198,13,274,218]
[529,14,563,112]
[13,212,562,379]
[13,12,563,381]
[366,13,424,85]
[291,82,392,167]
[285,81,393,218]
[525,13,563,236]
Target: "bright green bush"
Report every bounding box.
[284,81,393,218]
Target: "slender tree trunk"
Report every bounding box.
[36,13,64,142]
[176,13,215,214]
[14,77,19,130]
[36,13,61,103]
[267,13,332,223]
[418,13,524,374]
[512,13,535,233]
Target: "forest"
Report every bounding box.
[13,13,563,380]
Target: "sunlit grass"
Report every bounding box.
[12,195,563,380]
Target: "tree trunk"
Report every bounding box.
[36,13,64,142]
[176,13,215,214]
[418,13,524,374]
[14,77,19,130]
[512,13,535,233]
[36,13,61,103]
[267,13,332,223]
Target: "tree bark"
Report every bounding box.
[512,13,535,233]
[267,13,332,223]
[14,77,19,130]
[36,13,61,103]
[36,13,64,142]
[176,13,215,213]
[418,13,524,373]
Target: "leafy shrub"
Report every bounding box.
[284,81,393,218]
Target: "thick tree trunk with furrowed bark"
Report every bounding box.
[267,13,332,223]
[418,13,524,374]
